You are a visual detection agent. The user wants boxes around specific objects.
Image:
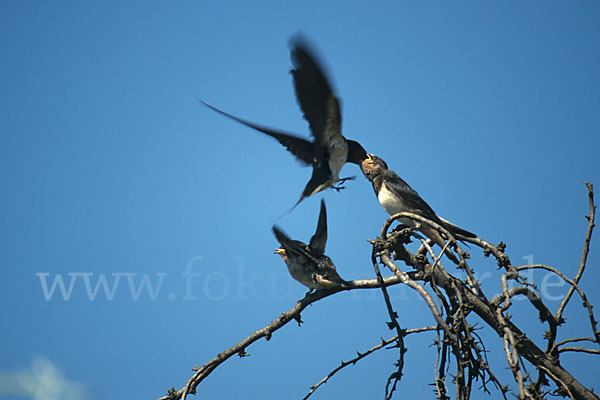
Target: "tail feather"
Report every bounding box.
[422,226,460,264]
[438,217,476,238]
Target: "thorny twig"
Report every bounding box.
[370,247,407,399]
[515,264,600,345]
[371,184,598,399]
[557,182,596,322]
[157,275,416,400]
[303,327,436,400]
[160,184,598,400]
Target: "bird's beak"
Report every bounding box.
[361,153,372,169]
[274,248,287,262]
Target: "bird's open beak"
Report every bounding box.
[361,154,373,170]
[274,248,287,262]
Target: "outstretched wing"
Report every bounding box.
[200,99,314,166]
[289,37,342,148]
[272,225,294,249]
[272,226,321,263]
[309,199,328,255]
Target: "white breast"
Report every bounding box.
[378,184,417,228]
[378,185,402,214]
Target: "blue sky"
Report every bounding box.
[1,1,599,399]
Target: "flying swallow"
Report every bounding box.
[273,199,348,289]
[201,37,367,209]
[360,153,475,263]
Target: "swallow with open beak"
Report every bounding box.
[273,199,348,289]
[201,36,367,209]
[360,153,475,263]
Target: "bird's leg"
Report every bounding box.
[333,176,356,191]
[338,175,356,184]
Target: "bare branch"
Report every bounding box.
[157,275,416,400]
[381,210,599,399]
[370,248,407,399]
[496,306,532,399]
[380,253,455,343]
[160,183,598,400]
[555,337,597,348]
[515,264,600,344]
[557,347,600,355]
[557,182,596,321]
[303,327,436,400]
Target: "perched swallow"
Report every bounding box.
[361,154,475,263]
[273,199,348,289]
[201,37,367,209]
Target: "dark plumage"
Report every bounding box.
[361,153,475,263]
[201,36,367,209]
[273,200,348,289]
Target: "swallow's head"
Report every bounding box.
[274,247,288,263]
[360,153,387,180]
[346,140,368,165]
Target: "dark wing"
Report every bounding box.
[287,164,331,212]
[385,170,476,241]
[272,226,306,255]
[200,99,314,166]
[289,38,342,146]
[346,139,368,164]
[272,226,322,263]
[315,256,347,286]
[383,170,442,222]
[272,225,294,248]
[384,170,476,240]
[309,199,328,255]
[438,217,476,238]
